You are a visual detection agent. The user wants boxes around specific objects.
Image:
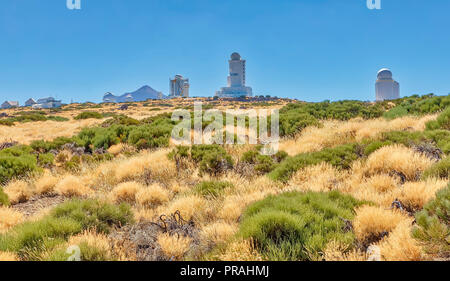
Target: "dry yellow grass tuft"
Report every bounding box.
[164,195,207,223]
[133,207,155,223]
[107,143,136,156]
[34,173,59,195]
[0,118,105,145]
[0,207,24,233]
[394,178,448,211]
[68,230,114,260]
[279,115,436,156]
[201,222,238,245]
[136,184,171,207]
[110,181,145,203]
[54,175,92,197]
[96,149,176,185]
[289,162,344,192]
[0,251,18,261]
[323,240,367,261]
[363,174,399,193]
[217,239,263,261]
[378,220,423,261]
[218,191,270,223]
[364,145,434,180]
[353,205,410,242]
[3,180,33,204]
[157,233,192,260]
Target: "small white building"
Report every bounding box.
[32,97,62,109]
[216,52,253,98]
[170,75,190,98]
[375,68,400,101]
[25,98,37,107]
[1,101,19,109]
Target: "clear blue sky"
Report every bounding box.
[1,0,449,104]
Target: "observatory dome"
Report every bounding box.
[377,68,393,80]
[231,52,241,60]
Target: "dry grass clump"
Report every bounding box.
[0,118,105,145]
[107,143,135,156]
[68,230,115,260]
[132,207,155,223]
[157,233,192,260]
[289,163,344,192]
[279,115,436,155]
[0,251,18,261]
[323,240,368,261]
[217,239,263,261]
[54,175,92,197]
[353,205,410,242]
[164,195,207,223]
[394,178,448,211]
[201,222,238,245]
[218,191,269,223]
[110,181,145,203]
[3,180,33,204]
[0,207,24,233]
[363,174,399,193]
[378,220,423,261]
[34,173,59,195]
[136,184,171,207]
[98,149,176,185]
[364,145,434,180]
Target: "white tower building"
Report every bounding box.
[170,75,190,98]
[375,68,400,101]
[216,52,253,98]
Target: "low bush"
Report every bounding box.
[412,184,449,258]
[269,144,360,182]
[426,107,450,131]
[422,157,450,179]
[74,111,104,120]
[50,199,133,234]
[0,187,9,206]
[0,199,133,260]
[195,181,233,198]
[0,146,38,184]
[238,191,365,261]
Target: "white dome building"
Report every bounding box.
[375,68,400,101]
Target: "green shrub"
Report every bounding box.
[383,106,409,120]
[50,199,133,234]
[74,111,104,120]
[239,191,365,261]
[0,146,38,184]
[0,217,82,259]
[269,144,360,182]
[412,184,449,258]
[37,153,54,168]
[422,157,450,179]
[0,187,9,206]
[0,119,15,126]
[363,140,393,156]
[199,150,234,177]
[101,115,140,127]
[46,241,115,261]
[427,107,450,131]
[195,181,233,198]
[46,116,69,122]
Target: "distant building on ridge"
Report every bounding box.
[1,101,19,109]
[32,97,62,109]
[376,68,400,101]
[169,75,190,98]
[25,98,37,107]
[216,52,253,98]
